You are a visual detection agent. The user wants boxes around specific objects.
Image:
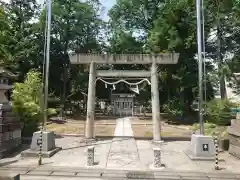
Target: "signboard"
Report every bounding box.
[37,138,42,146]
[69,53,179,64]
[203,144,209,151]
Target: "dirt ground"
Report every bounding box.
[46,120,116,136]
[46,117,193,137]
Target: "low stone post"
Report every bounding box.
[87,146,95,166]
[153,147,161,168]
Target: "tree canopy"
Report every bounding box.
[1,0,240,120]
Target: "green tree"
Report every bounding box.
[0,0,40,80]
[12,70,42,136]
[108,0,215,119]
[38,0,104,116]
[0,6,9,63]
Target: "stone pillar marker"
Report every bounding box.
[87,146,95,166]
[153,147,161,168]
[151,62,161,141]
[85,62,96,139]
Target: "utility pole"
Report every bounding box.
[196,0,204,134]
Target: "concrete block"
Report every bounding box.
[231,119,240,127]
[12,130,21,139]
[192,134,215,156]
[229,134,240,147]
[229,144,240,159]
[126,171,154,179]
[21,147,61,158]
[75,172,102,177]
[87,146,94,166]
[0,173,20,180]
[30,131,56,152]
[236,112,240,119]
[153,147,161,168]
[27,170,52,176]
[187,134,215,160]
[51,172,76,176]
[227,126,240,137]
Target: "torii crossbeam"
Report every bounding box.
[69,53,179,142]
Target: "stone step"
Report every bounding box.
[2,166,240,180]
[231,119,240,127]
[229,134,240,147]
[227,126,240,137]
[229,144,240,159]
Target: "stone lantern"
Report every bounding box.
[0,68,21,159]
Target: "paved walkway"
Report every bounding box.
[1,166,240,180]
[106,117,142,169]
[1,117,240,177]
[114,117,133,136]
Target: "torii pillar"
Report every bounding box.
[151,62,161,141]
[85,62,96,138]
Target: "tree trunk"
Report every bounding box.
[217,19,226,99]
[60,63,67,119]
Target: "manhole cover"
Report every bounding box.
[126,171,154,179]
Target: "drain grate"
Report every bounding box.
[126,171,155,179]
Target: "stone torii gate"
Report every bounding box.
[69,54,179,141]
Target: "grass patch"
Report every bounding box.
[143,131,190,137]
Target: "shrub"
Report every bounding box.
[162,99,184,118]
[192,122,227,137]
[205,99,238,125]
[192,122,217,136]
[11,70,56,137]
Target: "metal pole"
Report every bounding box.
[196,0,204,134]
[214,136,220,170]
[202,0,207,104]
[44,0,52,126]
[38,0,51,166]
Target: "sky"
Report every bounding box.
[99,0,116,21]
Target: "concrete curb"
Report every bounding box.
[1,166,240,179]
[21,135,191,144]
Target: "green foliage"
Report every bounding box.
[192,122,228,137]
[11,70,42,136]
[205,99,238,125]
[192,122,217,136]
[11,70,56,136]
[162,99,184,118]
